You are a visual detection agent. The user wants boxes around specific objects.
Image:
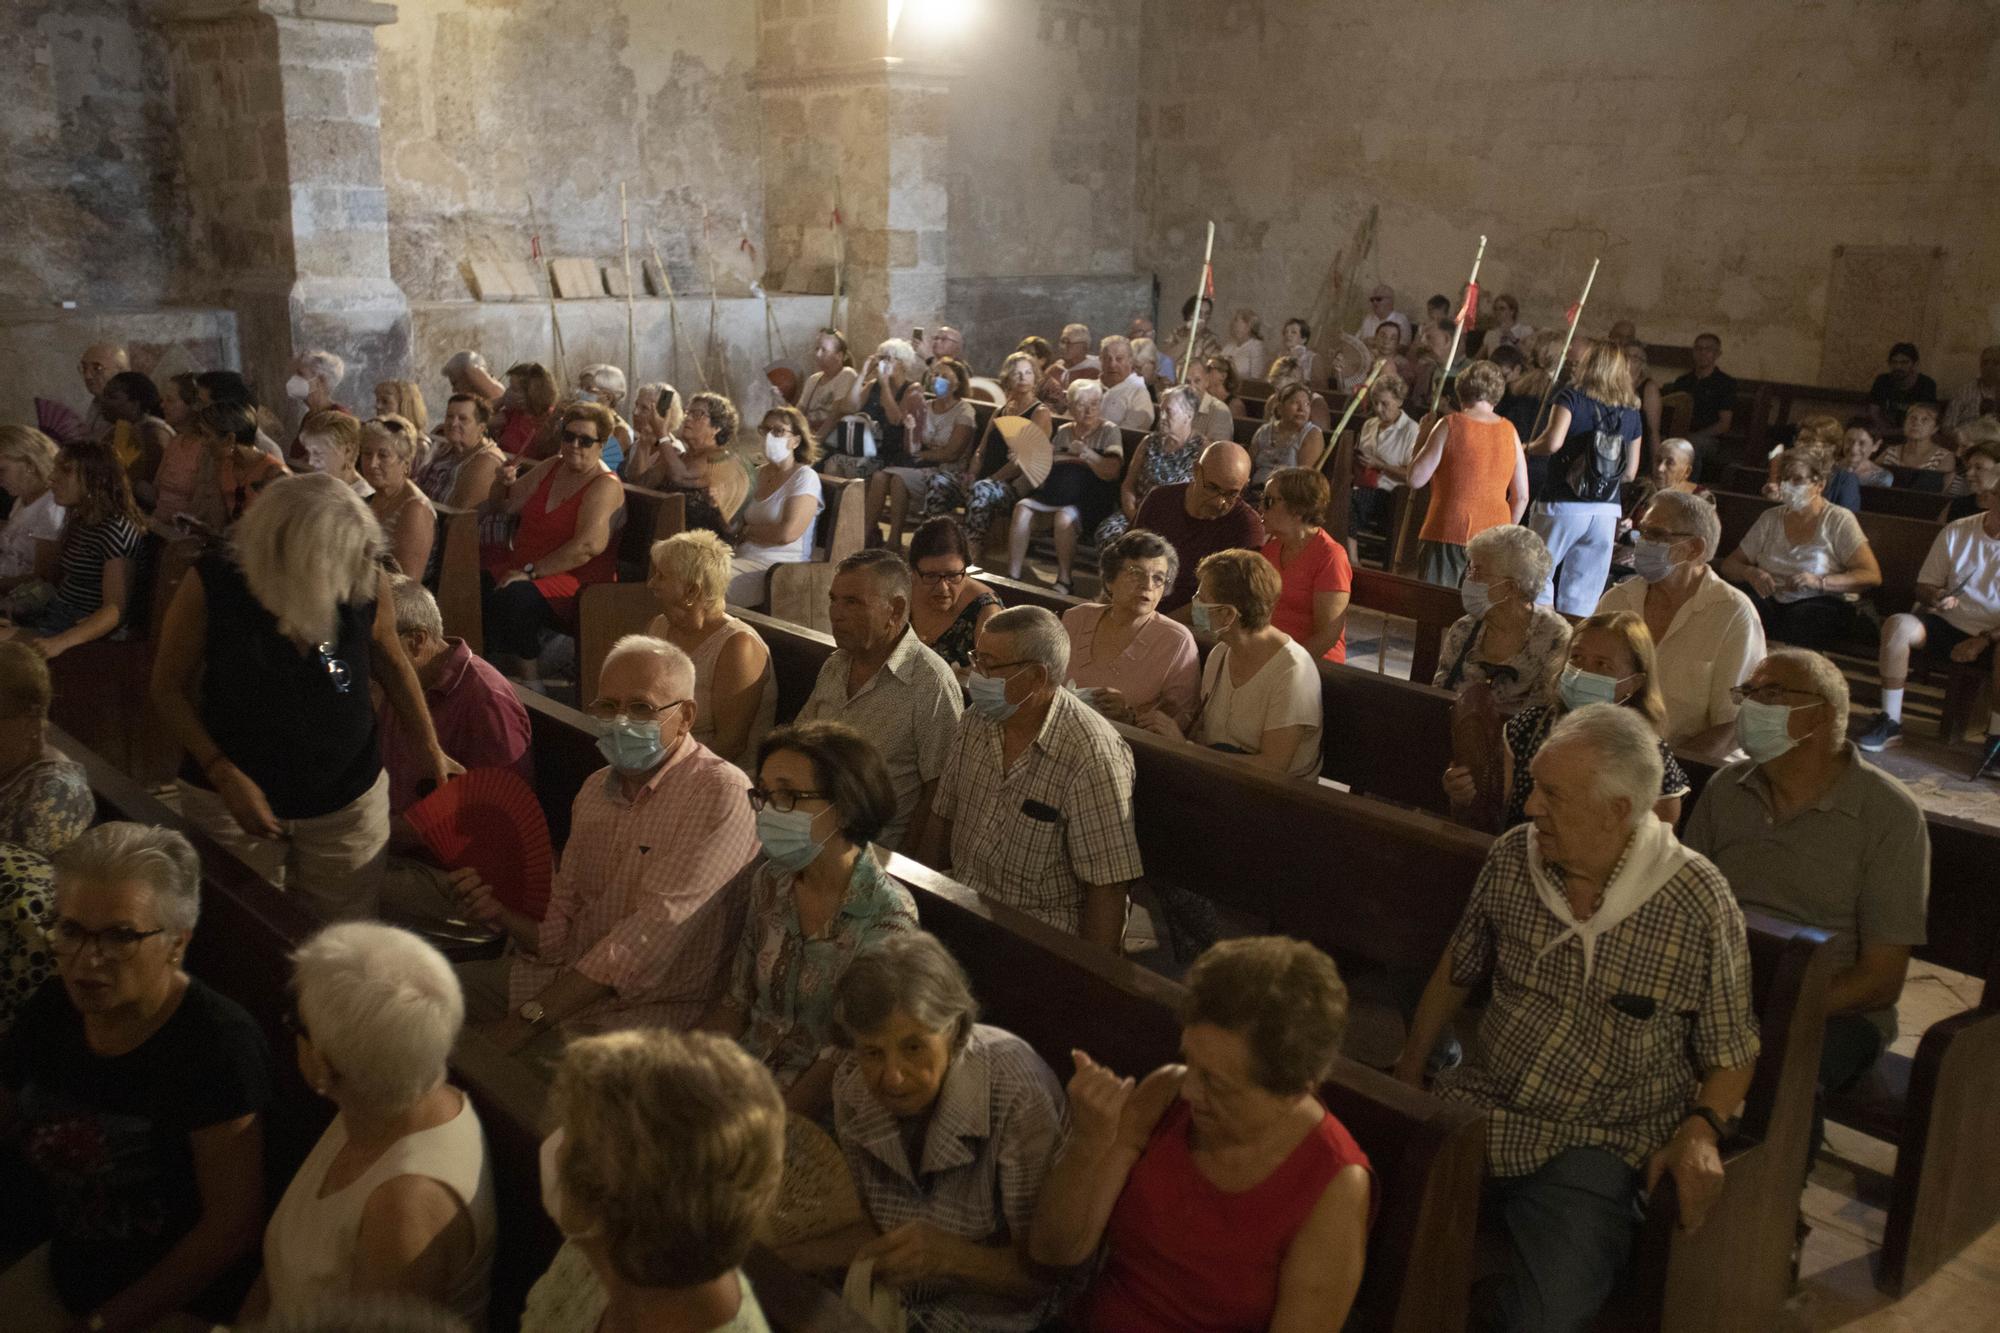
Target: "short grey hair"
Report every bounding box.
[442,349,488,378]
[985,604,1069,681]
[1542,703,1663,827]
[1099,527,1180,594]
[1061,322,1091,346]
[1646,488,1722,562]
[389,574,444,640]
[1066,378,1105,412]
[293,922,463,1113]
[1160,382,1202,425]
[1130,337,1161,373]
[298,348,347,390]
[1763,647,1851,739]
[54,823,202,935]
[1658,437,1695,470]
[1099,334,1133,360]
[603,633,696,700]
[1466,524,1554,601]
[582,363,626,406]
[833,931,980,1052]
[874,338,922,379]
[834,548,912,605]
[231,472,386,648]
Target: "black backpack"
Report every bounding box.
[1563,400,1630,504]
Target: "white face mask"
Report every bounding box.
[1779,481,1813,511]
[763,431,792,464]
[285,374,312,401]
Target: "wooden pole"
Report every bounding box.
[702,205,727,394]
[647,225,706,392]
[1178,220,1215,386]
[830,178,847,332]
[618,182,637,394]
[1318,356,1387,477]
[1428,234,1488,418]
[1536,257,1601,428]
[526,192,566,385]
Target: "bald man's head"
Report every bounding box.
[80,343,128,397]
[1186,441,1252,519]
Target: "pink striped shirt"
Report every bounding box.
[510,739,758,1032]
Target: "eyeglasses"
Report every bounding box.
[747,786,830,813]
[316,642,354,694]
[762,423,796,437]
[1729,685,1825,708]
[586,698,686,721]
[917,567,968,585]
[45,917,164,962]
[1633,527,1693,544]
[970,656,1036,677]
[1113,566,1169,589]
[560,429,602,448]
[1192,471,1244,504]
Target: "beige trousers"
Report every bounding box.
[175,770,389,920]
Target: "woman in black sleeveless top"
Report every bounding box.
[150,473,462,919]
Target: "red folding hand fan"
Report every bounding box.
[403,768,553,921]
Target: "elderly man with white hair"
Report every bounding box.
[1357,284,1411,343]
[1595,487,1765,752]
[249,922,496,1324]
[1686,648,1929,1120]
[441,349,506,409]
[450,634,758,1055]
[925,325,965,365]
[1396,703,1760,1333]
[1094,335,1155,432]
[76,341,129,440]
[925,606,1143,951]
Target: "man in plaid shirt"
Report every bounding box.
[1396,705,1760,1333]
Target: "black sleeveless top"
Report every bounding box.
[177,552,381,819]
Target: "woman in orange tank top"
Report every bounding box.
[1407,360,1528,589]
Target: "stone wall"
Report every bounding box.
[376,0,765,304]
[0,308,240,428]
[1134,0,2000,386]
[0,1,185,310]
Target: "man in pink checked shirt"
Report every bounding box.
[453,634,758,1056]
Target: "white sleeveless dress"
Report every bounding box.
[263,1092,497,1324]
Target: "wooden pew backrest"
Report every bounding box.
[767,475,863,632]
[431,504,484,653]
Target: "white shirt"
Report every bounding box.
[0,491,64,580]
[1223,338,1267,384]
[1195,392,1235,442]
[1596,571,1766,745]
[1737,503,1867,603]
[1196,638,1323,779]
[1358,415,1421,490]
[1097,373,1156,431]
[733,464,824,566]
[1360,312,1412,342]
[1917,512,2000,635]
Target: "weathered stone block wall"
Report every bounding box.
[0,1,186,309]
[376,0,766,304]
[944,0,1144,282]
[1135,0,2000,384]
[0,308,240,427]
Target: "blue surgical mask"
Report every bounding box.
[756,806,830,874]
[595,716,671,774]
[1631,537,1684,584]
[965,669,1022,721]
[1736,698,1813,764]
[932,376,951,398]
[1460,576,1494,617]
[1190,600,1233,635]
[1559,664,1624,711]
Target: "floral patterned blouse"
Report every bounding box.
[0,754,95,856]
[1433,605,1573,717]
[725,852,918,1087]
[1,844,58,1036]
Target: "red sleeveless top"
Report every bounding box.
[1082,1099,1373,1333]
[484,464,620,610]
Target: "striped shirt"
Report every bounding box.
[1431,822,1761,1176]
[510,739,759,1032]
[797,626,963,852]
[51,516,141,621]
[834,1024,1067,1333]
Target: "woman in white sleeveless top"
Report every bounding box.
[246,923,496,1325]
[647,529,778,771]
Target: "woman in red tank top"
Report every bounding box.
[1030,938,1376,1332]
[480,403,624,672]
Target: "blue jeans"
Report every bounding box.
[1482,1147,1642,1333]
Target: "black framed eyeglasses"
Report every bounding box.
[45,917,165,962]
[917,567,968,586]
[747,786,830,813]
[559,429,602,448]
[586,697,685,721]
[316,642,354,694]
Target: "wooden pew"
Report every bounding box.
[1351,567,1458,685]
[1710,489,1939,620]
[1745,381,1875,454]
[885,855,1487,1333]
[65,726,870,1333]
[614,483,686,583]
[430,503,485,652]
[1718,464,1951,523]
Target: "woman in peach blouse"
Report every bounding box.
[1407,360,1529,589]
[1061,528,1200,737]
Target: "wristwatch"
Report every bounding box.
[1682,1105,1736,1142]
[521,562,538,579]
[518,999,547,1027]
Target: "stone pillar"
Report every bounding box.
[160,0,409,424]
[754,0,950,356]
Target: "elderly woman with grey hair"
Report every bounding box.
[778,931,1065,1333]
[1063,528,1200,736]
[576,364,631,473]
[151,473,462,920]
[246,922,495,1325]
[0,823,273,1331]
[1434,523,1573,716]
[1004,378,1126,593]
